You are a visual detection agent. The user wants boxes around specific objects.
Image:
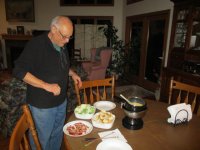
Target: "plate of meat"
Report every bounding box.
[63,120,93,137]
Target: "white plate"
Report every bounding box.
[93,101,116,111]
[63,120,93,137]
[96,139,133,150]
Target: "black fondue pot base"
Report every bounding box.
[122,116,143,130]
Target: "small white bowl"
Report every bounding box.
[74,112,95,120]
[92,112,115,129]
[74,105,96,120]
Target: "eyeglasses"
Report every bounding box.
[55,26,73,40]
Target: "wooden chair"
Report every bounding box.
[168,77,200,116]
[72,48,81,60]
[74,76,115,104]
[63,77,115,149]
[9,105,41,150]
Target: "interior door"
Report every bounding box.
[125,10,169,92]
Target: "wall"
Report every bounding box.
[0,0,174,68]
[0,0,124,38]
[0,0,124,68]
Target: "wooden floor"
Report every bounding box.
[0,134,9,150]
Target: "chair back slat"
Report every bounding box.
[83,89,87,104]
[23,134,30,150]
[74,76,115,104]
[22,105,41,149]
[90,87,94,103]
[9,105,42,150]
[19,144,23,150]
[96,87,100,100]
[103,86,107,100]
[72,48,81,60]
[169,77,200,116]
[177,91,181,104]
[191,94,197,112]
[184,92,189,104]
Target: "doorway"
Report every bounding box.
[125,10,170,92]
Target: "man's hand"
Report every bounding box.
[23,72,61,96]
[43,83,61,96]
[69,69,82,88]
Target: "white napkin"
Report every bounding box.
[167,103,192,124]
[98,129,127,143]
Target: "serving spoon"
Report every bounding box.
[120,94,143,107]
[120,94,133,105]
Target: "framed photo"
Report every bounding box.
[5,0,35,22]
[17,26,25,35]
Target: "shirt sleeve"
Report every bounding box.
[12,40,37,80]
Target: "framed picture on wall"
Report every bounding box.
[17,26,25,35]
[5,0,35,22]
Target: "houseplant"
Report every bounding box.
[98,25,126,79]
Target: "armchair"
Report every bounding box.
[82,48,113,80]
[82,48,97,72]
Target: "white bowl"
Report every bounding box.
[93,101,116,111]
[75,112,95,119]
[92,112,115,129]
[74,104,96,119]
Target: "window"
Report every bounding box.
[80,0,94,4]
[80,19,94,24]
[69,16,113,25]
[66,16,113,57]
[60,0,114,6]
[127,0,143,5]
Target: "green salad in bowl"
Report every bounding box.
[74,104,96,119]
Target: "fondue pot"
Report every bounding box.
[122,97,147,130]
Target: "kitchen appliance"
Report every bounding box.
[122,97,147,130]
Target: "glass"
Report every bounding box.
[177,9,188,21]
[61,0,77,4]
[96,20,112,25]
[191,7,200,50]
[80,0,94,4]
[145,19,165,83]
[174,22,187,47]
[61,0,113,5]
[128,22,143,76]
[97,0,113,4]
[173,9,189,48]
[80,19,94,24]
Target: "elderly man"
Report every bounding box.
[13,16,82,150]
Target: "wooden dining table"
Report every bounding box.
[64,99,200,150]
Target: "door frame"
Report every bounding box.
[125,10,170,92]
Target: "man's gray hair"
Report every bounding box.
[50,16,61,28]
